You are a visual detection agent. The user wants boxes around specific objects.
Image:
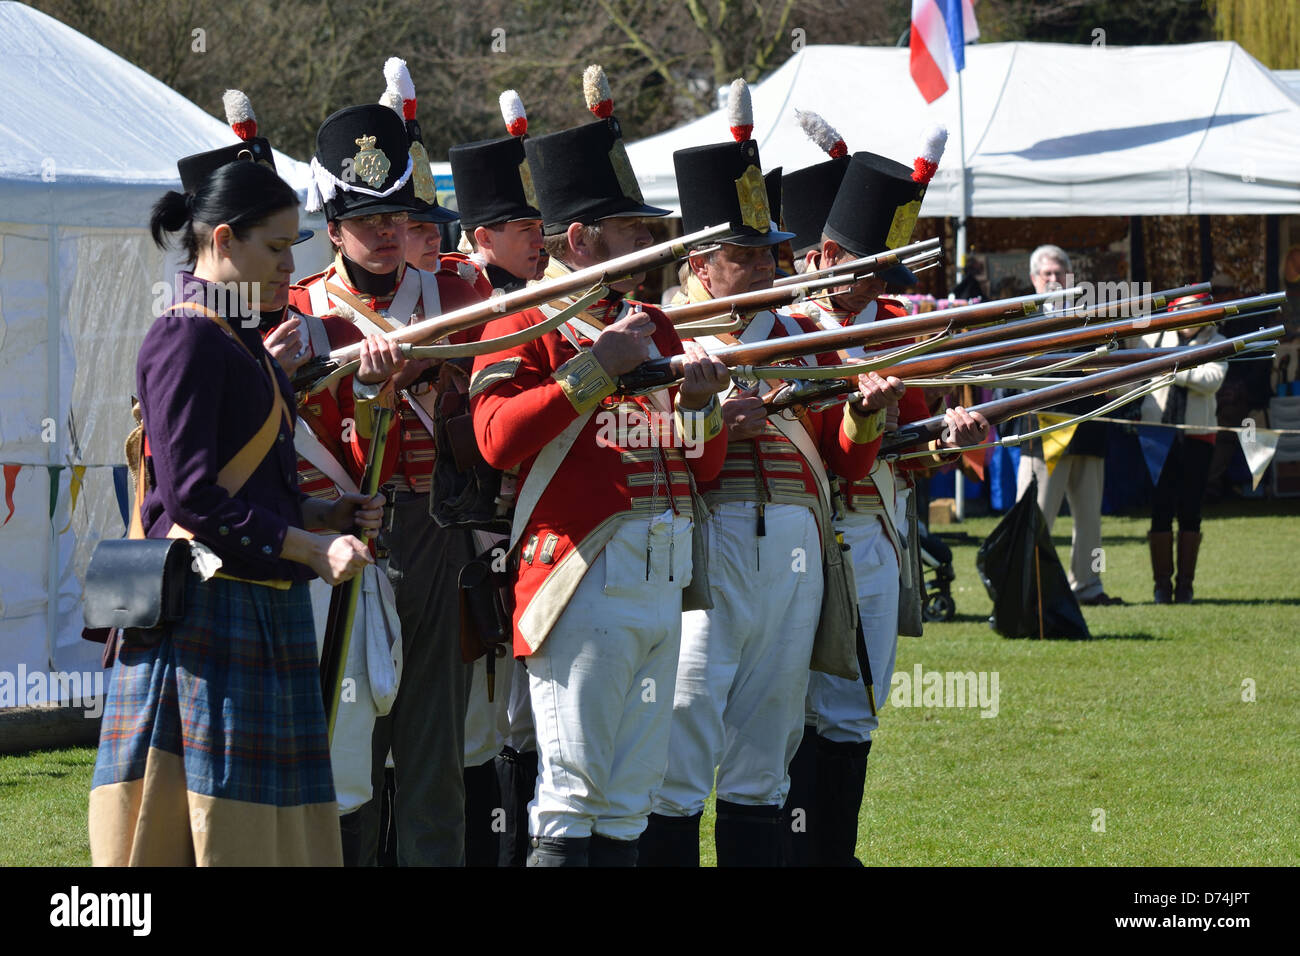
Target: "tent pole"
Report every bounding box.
[45,224,60,673]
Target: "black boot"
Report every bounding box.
[715,800,783,867]
[463,758,501,867]
[494,747,539,867]
[781,725,819,866]
[589,834,639,867]
[814,736,871,867]
[526,836,590,867]
[639,811,702,867]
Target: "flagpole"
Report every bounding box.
[953,63,968,521]
[954,65,968,289]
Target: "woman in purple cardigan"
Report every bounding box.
[89,161,388,865]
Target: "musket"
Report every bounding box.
[290,222,733,392]
[761,292,1284,414]
[320,402,394,745]
[956,344,1277,376]
[665,274,850,326]
[771,237,942,287]
[665,249,948,328]
[915,281,1212,354]
[877,327,1283,455]
[617,286,1091,395]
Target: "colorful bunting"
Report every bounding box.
[59,464,87,533]
[1137,424,1177,485]
[2,464,19,526]
[112,464,130,531]
[1035,413,1077,475]
[47,464,62,519]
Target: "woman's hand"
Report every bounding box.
[312,534,374,586]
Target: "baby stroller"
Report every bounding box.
[917,521,957,622]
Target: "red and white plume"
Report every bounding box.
[794,109,847,159]
[222,89,257,141]
[499,90,527,137]
[727,78,752,141]
[383,56,418,121]
[583,64,614,119]
[912,125,948,184]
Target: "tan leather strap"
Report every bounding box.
[134,302,292,541]
[325,282,400,334]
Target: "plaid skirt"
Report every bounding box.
[89,575,342,866]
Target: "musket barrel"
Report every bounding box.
[664,274,846,325]
[313,222,734,369]
[772,236,942,287]
[880,326,1284,453]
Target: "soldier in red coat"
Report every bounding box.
[641,87,907,868]
[782,138,987,866]
[469,66,731,866]
[294,98,483,867]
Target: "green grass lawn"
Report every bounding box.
[3,502,1297,866]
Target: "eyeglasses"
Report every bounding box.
[351,212,410,227]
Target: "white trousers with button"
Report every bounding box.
[653,501,823,815]
[528,510,692,841]
[807,490,908,745]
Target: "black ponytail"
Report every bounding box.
[149,161,299,262]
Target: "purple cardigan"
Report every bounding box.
[136,275,312,582]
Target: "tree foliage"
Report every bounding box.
[36,0,1285,165]
[27,0,899,159]
[1209,0,1300,68]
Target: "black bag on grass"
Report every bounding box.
[975,476,1090,640]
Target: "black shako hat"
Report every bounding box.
[447,136,541,228]
[380,58,459,224]
[673,140,795,248]
[823,151,924,287]
[307,104,418,221]
[178,137,276,193]
[780,155,850,254]
[176,90,312,244]
[524,117,670,236]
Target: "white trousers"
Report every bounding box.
[1016,452,1106,599]
[309,565,403,815]
[654,501,823,815]
[807,494,907,745]
[527,511,691,841]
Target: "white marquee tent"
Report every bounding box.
[0,1,327,689]
[620,41,1300,218]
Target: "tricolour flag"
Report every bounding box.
[909,0,980,104]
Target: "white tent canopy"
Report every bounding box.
[0,1,326,688]
[623,41,1300,219]
[0,2,315,226]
